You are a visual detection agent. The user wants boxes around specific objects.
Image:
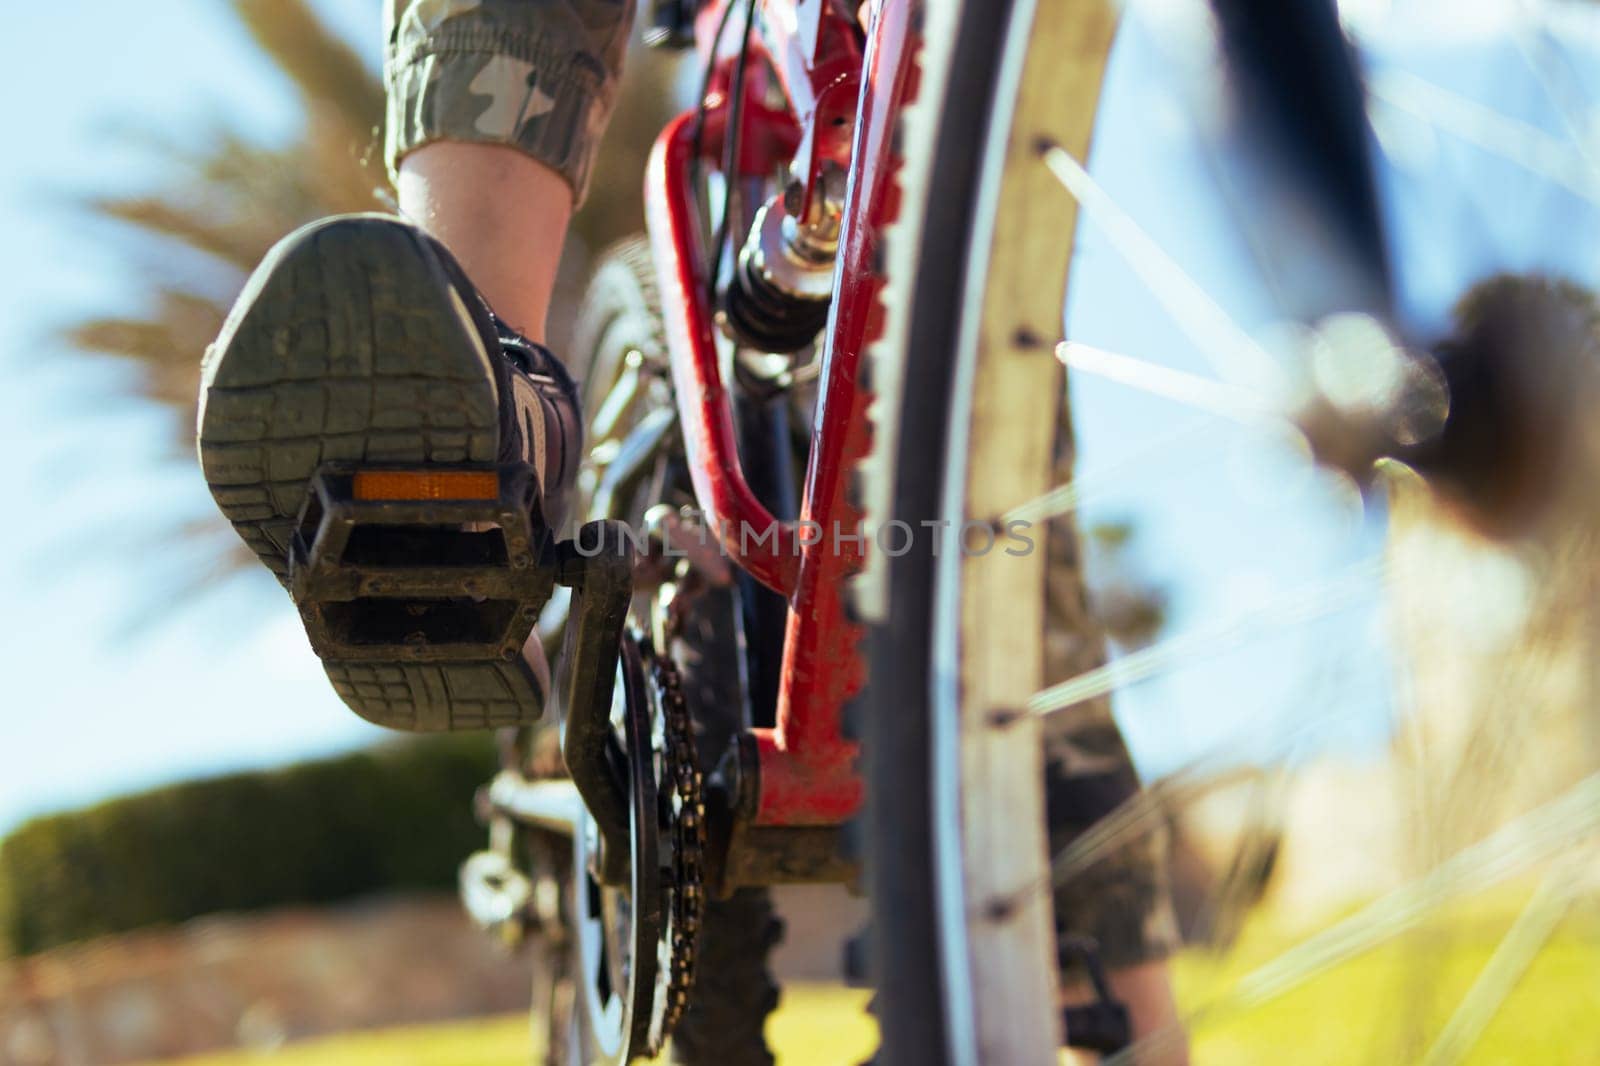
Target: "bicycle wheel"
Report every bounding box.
[858,1,1600,1063]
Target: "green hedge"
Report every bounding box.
[0,735,497,955]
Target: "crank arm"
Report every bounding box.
[551,520,637,884]
[486,772,586,836]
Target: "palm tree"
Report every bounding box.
[70,2,386,437]
[68,0,678,574]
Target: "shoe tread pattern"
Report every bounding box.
[198,216,538,731]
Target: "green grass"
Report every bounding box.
[139,1014,535,1066]
[1171,885,1600,1065]
[142,889,1599,1065]
[136,983,878,1066]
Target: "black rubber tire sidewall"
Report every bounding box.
[858,2,1019,1064]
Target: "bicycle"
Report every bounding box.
[435,0,1600,1062]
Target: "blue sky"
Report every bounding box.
[0,2,389,836]
[1,1,1590,838]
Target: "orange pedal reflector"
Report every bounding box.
[352,469,500,502]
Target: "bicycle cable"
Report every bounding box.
[707,0,760,305]
[689,0,740,168]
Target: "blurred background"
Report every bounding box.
[4,1,1600,1064]
[0,3,730,1063]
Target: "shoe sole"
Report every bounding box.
[197,214,545,731]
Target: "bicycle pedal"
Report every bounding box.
[287,462,558,731]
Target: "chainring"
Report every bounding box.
[568,636,660,1064]
[647,648,706,1049]
[566,634,706,1063]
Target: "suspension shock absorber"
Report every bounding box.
[723,166,846,354]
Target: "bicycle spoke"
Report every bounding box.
[1048,661,1365,890]
[1233,771,1596,1010]
[1368,68,1600,205]
[1054,341,1277,423]
[1001,415,1217,527]
[1512,15,1600,170]
[1243,775,1599,999]
[1025,557,1385,719]
[1105,770,1600,1064]
[1040,143,1281,390]
[1418,857,1584,1066]
[1000,341,1306,527]
[1050,761,1273,889]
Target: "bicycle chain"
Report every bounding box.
[650,650,705,1048]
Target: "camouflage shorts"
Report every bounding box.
[384,0,636,204]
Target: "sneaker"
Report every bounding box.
[197,214,580,730]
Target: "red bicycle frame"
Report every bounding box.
[643,0,918,837]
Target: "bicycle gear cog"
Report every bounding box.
[525,634,707,1065]
[568,636,662,1065]
[649,648,707,1046]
